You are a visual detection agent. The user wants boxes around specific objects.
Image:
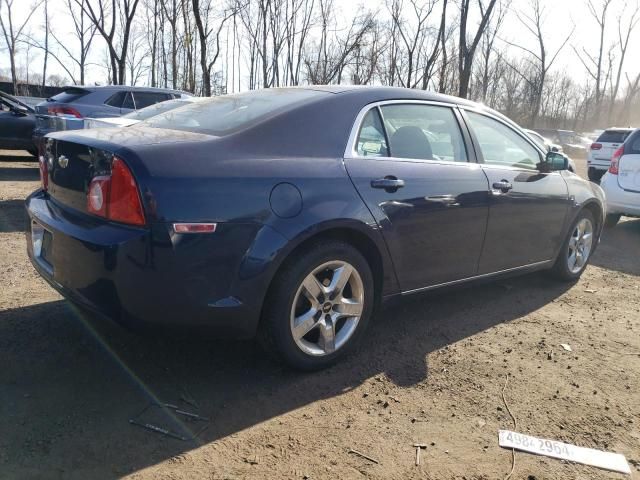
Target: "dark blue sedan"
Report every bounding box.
[26,87,606,370]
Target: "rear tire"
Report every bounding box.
[604,214,621,228]
[259,240,374,371]
[550,209,596,281]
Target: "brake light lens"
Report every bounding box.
[609,146,624,175]
[590,143,602,150]
[86,157,145,225]
[48,106,83,118]
[38,155,48,191]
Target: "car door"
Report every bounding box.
[461,109,571,274]
[0,97,34,149]
[344,102,490,292]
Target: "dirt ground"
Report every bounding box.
[1,150,638,480]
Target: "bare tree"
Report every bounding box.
[76,0,141,84]
[606,1,640,123]
[193,0,235,96]
[457,0,499,98]
[304,0,374,85]
[502,0,574,125]
[574,0,614,114]
[387,0,437,88]
[0,0,44,92]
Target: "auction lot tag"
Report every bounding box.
[498,430,631,474]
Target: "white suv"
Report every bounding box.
[587,128,634,181]
[600,128,640,227]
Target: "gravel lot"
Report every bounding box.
[1,150,639,480]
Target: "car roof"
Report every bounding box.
[603,127,635,132]
[60,85,188,95]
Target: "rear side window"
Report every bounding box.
[380,104,467,162]
[628,132,640,154]
[142,89,325,135]
[122,92,135,110]
[597,130,632,143]
[105,91,126,108]
[356,109,389,157]
[133,92,171,109]
[466,111,540,170]
[49,88,89,103]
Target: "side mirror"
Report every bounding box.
[12,105,29,116]
[538,151,569,172]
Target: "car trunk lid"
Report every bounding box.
[44,127,213,214]
[617,154,640,192]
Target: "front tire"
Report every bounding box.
[259,240,374,371]
[550,210,596,281]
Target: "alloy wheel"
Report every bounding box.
[290,260,364,356]
[567,218,593,274]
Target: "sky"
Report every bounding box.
[1,0,638,90]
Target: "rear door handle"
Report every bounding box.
[492,180,512,193]
[371,176,405,191]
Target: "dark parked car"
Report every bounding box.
[33,85,190,147]
[533,128,589,158]
[26,87,605,370]
[0,91,37,155]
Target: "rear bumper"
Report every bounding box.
[600,173,640,216]
[25,191,277,338]
[587,158,610,171]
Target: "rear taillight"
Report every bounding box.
[48,106,83,118]
[38,155,48,191]
[590,143,602,150]
[86,157,145,225]
[609,146,624,175]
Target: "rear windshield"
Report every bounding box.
[49,88,90,103]
[142,89,326,135]
[123,99,191,120]
[597,130,632,143]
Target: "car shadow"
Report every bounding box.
[591,217,640,276]
[0,152,36,162]
[0,271,571,479]
[0,199,28,233]
[0,165,39,182]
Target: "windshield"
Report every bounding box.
[123,99,192,120]
[142,89,326,135]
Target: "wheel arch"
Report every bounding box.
[261,221,398,317]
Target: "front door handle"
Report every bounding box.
[492,180,513,193]
[371,176,405,192]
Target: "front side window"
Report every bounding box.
[466,111,540,170]
[380,104,467,162]
[355,108,389,157]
